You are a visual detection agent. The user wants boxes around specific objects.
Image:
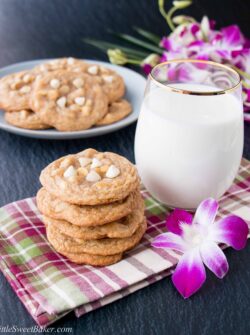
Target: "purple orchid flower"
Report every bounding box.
[152,198,248,299]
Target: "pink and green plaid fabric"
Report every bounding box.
[0,158,249,327]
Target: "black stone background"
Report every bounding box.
[0,1,249,334]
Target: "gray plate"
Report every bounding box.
[0,59,146,139]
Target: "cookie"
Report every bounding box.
[5,109,50,130]
[37,187,141,226]
[30,71,108,131]
[0,71,36,111]
[82,63,125,103]
[46,217,147,255]
[42,197,144,239]
[52,249,122,266]
[97,99,132,126]
[34,58,125,103]
[40,149,140,205]
[33,57,88,74]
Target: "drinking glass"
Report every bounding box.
[135,59,243,209]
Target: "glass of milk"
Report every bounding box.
[135,60,243,209]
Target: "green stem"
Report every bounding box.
[83,39,148,58]
[112,33,163,53]
[133,27,161,45]
[127,59,142,65]
[158,0,176,32]
[232,65,250,80]
[242,80,250,88]
[166,6,178,31]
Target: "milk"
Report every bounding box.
[135,83,243,209]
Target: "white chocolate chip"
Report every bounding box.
[23,74,32,83]
[20,110,28,119]
[56,96,67,108]
[79,157,92,167]
[40,64,47,71]
[72,78,84,88]
[103,75,114,83]
[50,79,60,89]
[106,165,120,178]
[74,97,85,106]
[67,57,75,65]
[90,158,102,169]
[86,170,101,182]
[63,165,76,178]
[87,65,98,75]
[19,85,31,94]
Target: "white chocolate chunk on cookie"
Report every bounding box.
[50,79,61,89]
[74,97,85,106]
[102,75,113,83]
[56,96,67,108]
[19,85,31,94]
[106,165,120,178]
[73,78,84,88]
[78,157,92,167]
[67,57,75,65]
[86,170,101,182]
[23,74,32,83]
[88,65,98,75]
[90,158,102,169]
[63,165,76,178]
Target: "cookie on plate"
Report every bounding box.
[30,71,108,131]
[53,249,122,266]
[37,187,141,226]
[33,57,88,74]
[83,64,125,103]
[42,198,144,239]
[46,217,147,256]
[0,71,37,111]
[5,109,50,130]
[40,148,140,205]
[97,99,132,126]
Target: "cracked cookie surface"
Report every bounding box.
[47,217,147,256]
[5,109,50,130]
[40,148,140,205]
[37,187,142,226]
[30,71,108,131]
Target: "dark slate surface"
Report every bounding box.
[0,0,250,334]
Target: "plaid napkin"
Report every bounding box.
[0,159,249,327]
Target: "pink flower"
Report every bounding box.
[152,198,248,299]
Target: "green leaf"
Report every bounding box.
[133,27,161,45]
[83,38,148,58]
[111,33,163,53]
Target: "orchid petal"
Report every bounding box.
[166,209,193,235]
[193,198,218,226]
[200,242,228,279]
[151,232,187,252]
[221,25,243,46]
[172,249,206,298]
[212,215,249,250]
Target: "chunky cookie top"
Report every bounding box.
[40,148,140,205]
[33,57,87,73]
[82,64,125,103]
[5,109,49,130]
[30,71,108,131]
[0,71,37,110]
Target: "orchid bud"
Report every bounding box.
[201,16,210,39]
[172,1,192,9]
[107,49,128,65]
[172,15,195,25]
[142,53,161,67]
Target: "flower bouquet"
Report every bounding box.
[84,0,250,121]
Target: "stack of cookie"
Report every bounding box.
[0,57,132,131]
[37,148,146,266]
